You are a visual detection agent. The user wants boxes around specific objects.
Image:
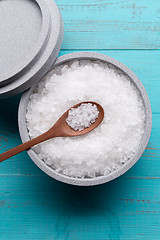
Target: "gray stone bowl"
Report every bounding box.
[18,52,152,186]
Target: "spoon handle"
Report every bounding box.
[0,132,52,163]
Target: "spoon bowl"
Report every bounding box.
[0,101,104,162]
[52,101,104,137]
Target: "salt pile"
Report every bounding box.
[66,103,99,131]
[26,60,145,178]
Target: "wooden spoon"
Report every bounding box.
[0,101,104,163]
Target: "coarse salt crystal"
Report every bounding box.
[66,103,99,131]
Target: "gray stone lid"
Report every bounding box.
[0,0,63,99]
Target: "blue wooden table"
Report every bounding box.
[0,0,160,239]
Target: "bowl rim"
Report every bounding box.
[18,51,152,186]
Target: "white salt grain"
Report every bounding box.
[66,103,99,131]
[26,60,145,178]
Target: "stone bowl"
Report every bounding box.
[18,52,152,186]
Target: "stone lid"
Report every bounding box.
[0,0,63,98]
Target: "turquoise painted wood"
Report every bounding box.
[57,0,160,50]
[0,0,160,239]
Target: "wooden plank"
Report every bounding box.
[0,176,160,239]
[55,0,160,49]
[0,50,159,178]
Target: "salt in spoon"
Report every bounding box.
[0,101,104,162]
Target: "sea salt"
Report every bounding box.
[66,103,99,131]
[26,60,145,178]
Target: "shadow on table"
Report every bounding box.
[0,94,21,128]
[35,173,128,216]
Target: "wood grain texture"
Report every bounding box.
[1,0,160,239]
[56,0,160,49]
[0,177,160,239]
